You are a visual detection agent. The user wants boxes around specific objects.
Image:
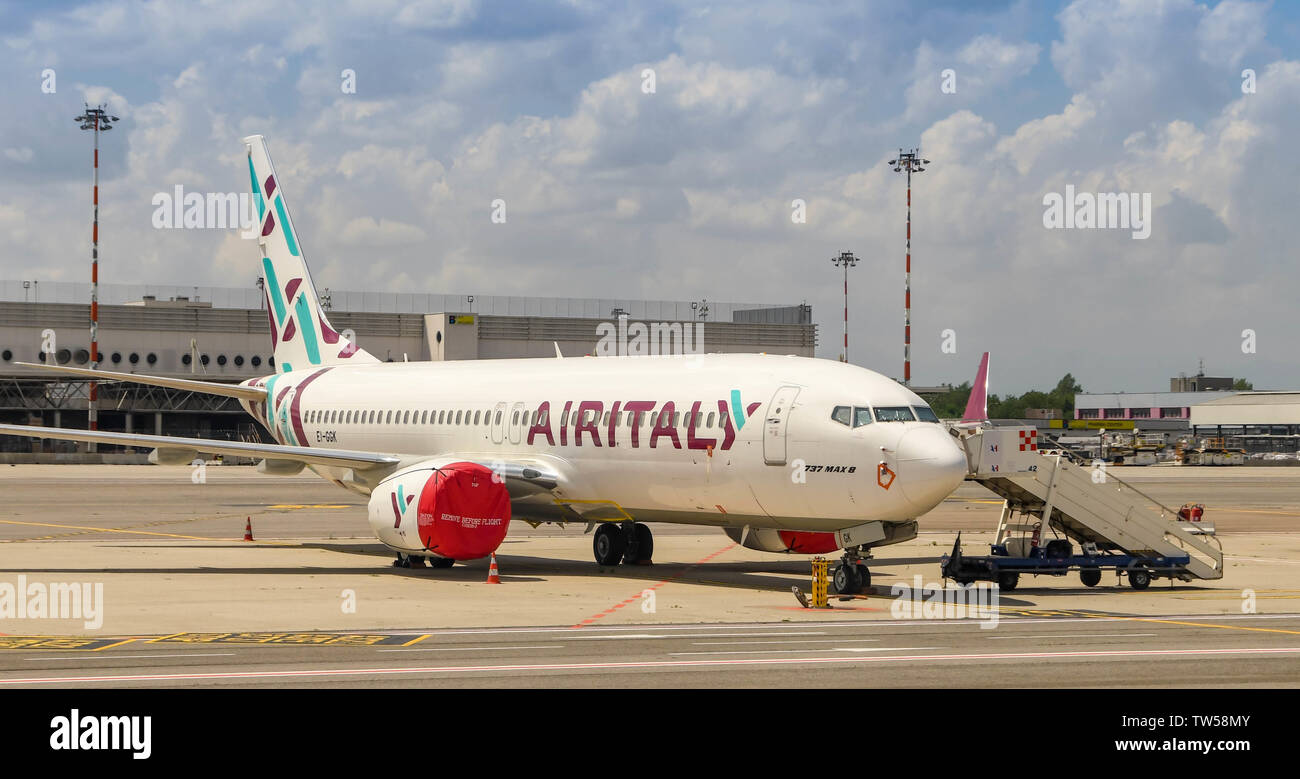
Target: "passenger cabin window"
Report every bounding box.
[913,406,940,423]
[831,406,851,426]
[874,406,915,422]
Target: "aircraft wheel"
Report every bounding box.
[833,563,863,595]
[623,523,654,565]
[1128,569,1151,590]
[392,553,410,568]
[855,563,871,588]
[593,523,627,566]
[1080,568,1102,587]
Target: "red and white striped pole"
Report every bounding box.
[76,105,118,452]
[890,150,928,386]
[830,251,858,363]
[90,114,100,445]
[843,265,849,361]
[904,169,911,386]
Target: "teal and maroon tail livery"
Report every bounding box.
[244,135,377,374]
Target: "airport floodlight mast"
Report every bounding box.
[830,251,858,362]
[75,104,119,452]
[889,148,928,386]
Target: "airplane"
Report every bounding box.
[0,135,974,595]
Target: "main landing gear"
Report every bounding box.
[833,548,873,595]
[593,522,655,566]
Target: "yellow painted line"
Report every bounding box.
[144,632,189,644]
[92,637,141,652]
[1077,612,1300,637]
[400,634,432,647]
[0,519,213,541]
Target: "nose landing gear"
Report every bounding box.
[833,547,872,595]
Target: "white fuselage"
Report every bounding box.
[244,353,967,533]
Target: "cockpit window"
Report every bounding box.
[874,406,916,422]
[852,407,873,427]
[831,406,851,426]
[913,405,940,422]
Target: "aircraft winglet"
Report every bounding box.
[961,352,990,422]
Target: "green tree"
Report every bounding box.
[1233,378,1253,390]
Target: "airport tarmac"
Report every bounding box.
[2,464,1299,687]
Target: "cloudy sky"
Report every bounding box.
[1,0,1297,394]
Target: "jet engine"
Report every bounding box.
[367,459,511,561]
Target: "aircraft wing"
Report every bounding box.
[0,424,562,498]
[14,362,265,401]
[0,423,395,471]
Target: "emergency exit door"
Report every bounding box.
[763,385,801,465]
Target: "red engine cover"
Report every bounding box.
[777,530,840,554]
[415,462,511,560]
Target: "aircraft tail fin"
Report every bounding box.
[244,135,378,373]
[961,352,990,422]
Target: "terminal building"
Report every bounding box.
[0,281,816,459]
[1073,373,1244,425]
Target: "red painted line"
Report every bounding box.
[4,646,1298,686]
[570,542,737,629]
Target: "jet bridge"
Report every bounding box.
[945,426,1223,587]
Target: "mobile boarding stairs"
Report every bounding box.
[941,426,1223,590]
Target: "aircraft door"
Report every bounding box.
[762,385,801,465]
[508,402,526,444]
[490,402,507,444]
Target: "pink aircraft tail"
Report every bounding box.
[962,352,990,422]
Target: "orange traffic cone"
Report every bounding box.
[243,517,254,542]
[485,554,501,584]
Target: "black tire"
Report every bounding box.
[593,523,627,566]
[624,523,654,564]
[1045,539,1073,560]
[1128,569,1151,590]
[833,563,863,595]
[855,563,871,588]
[997,571,1020,591]
[407,556,426,568]
[428,557,455,569]
[1080,568,1102,587]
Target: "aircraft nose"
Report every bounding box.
[895,426,968,513]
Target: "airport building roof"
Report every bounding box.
[1190,392,1300,427]
[0,279,798,322]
